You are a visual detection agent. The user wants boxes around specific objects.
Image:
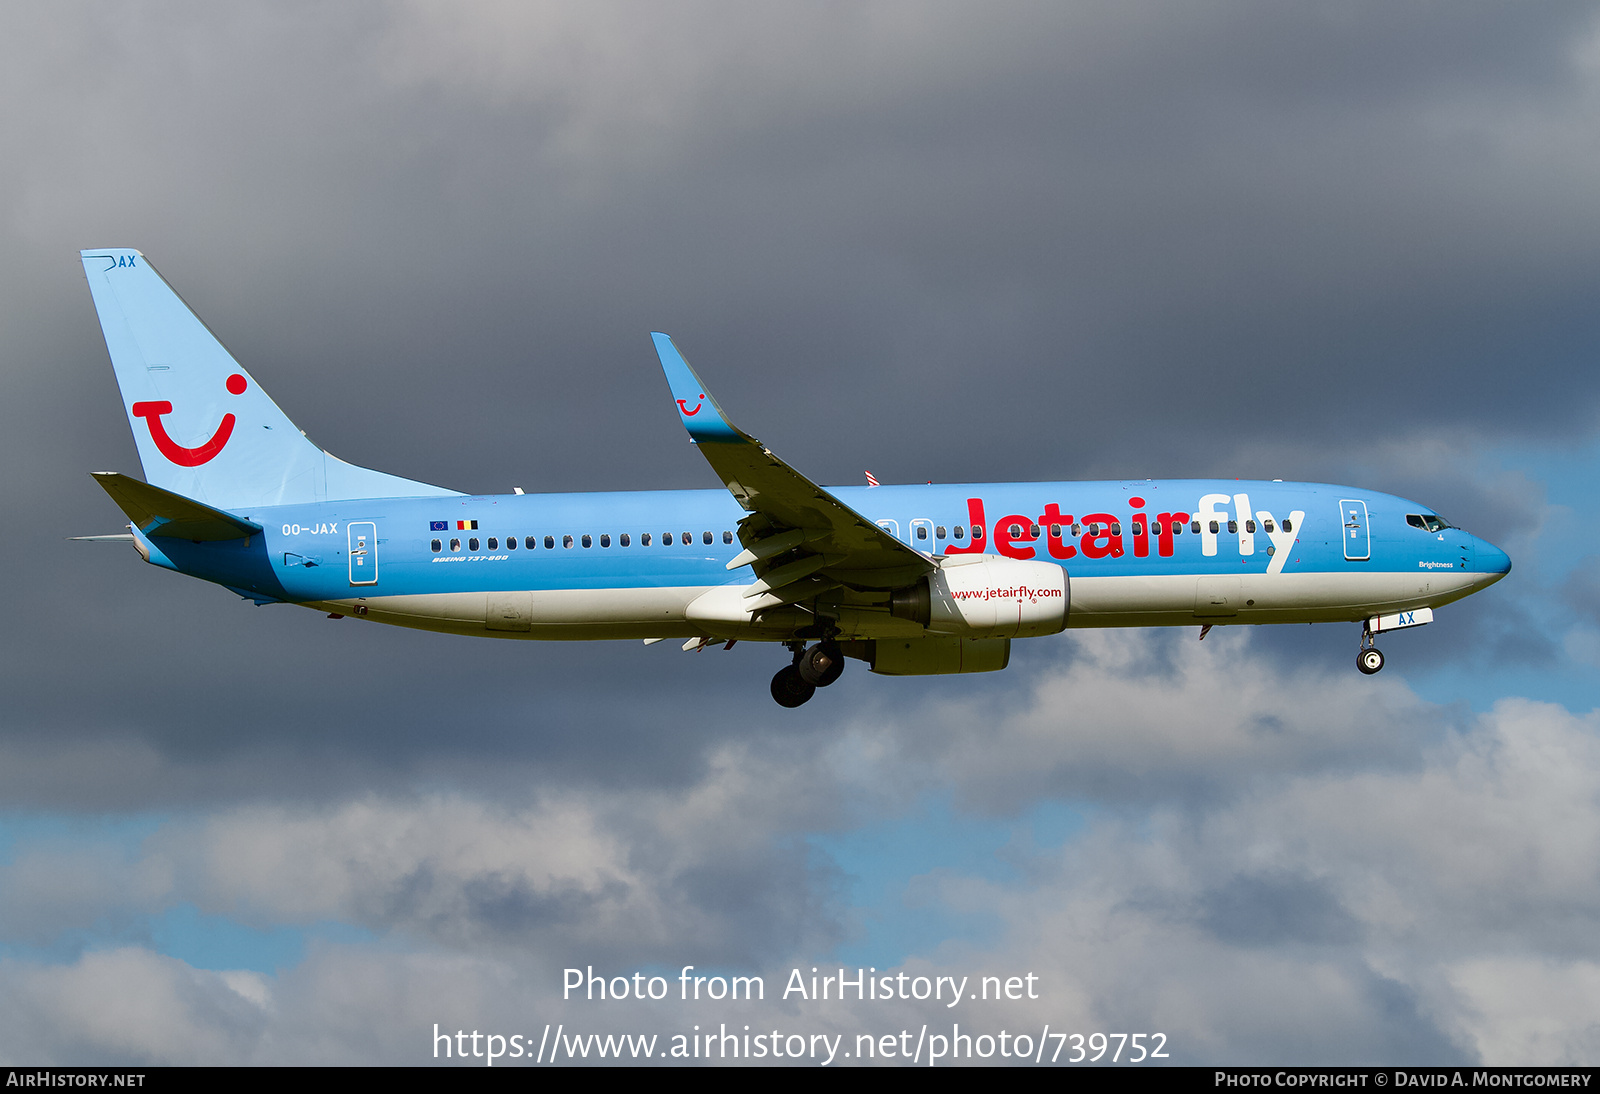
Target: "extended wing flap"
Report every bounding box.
[651,334,933,590]
[92,471,263,541]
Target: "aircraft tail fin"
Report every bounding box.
[80,249,461,510]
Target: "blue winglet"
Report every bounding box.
[651,333,744,444]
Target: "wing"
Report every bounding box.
[651,333,933,610]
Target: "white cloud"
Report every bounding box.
[0,949,269,1065]
[1447,957,1600,1065]
[844,628,1443,810]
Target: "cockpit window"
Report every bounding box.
[1407,513,1454,533]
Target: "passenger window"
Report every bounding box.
[1050,524,1061,537]
[543,536,554,550]
[563,535,574,549]
[723,531,733,544]
[1208,521,1219,534]
[642,532,652,546]
[1263,520,1274,533]
[487,537,499,550]
[1191,521,1201,534]
[621,533,631,547]
[431,539,442,553]
[1244,520,1255,534]
[1282,519,1293,533]
[451,538,461,552]
[1072,523,1081,536]
[581,534,592,548]
[916,525,928,540]
[703,531,713,545]
[1111,522,1122,536]
[1008,523,1021,538]
[1172,521,1182,535]
[663,532,673,545]
[1226,521,1237,534]
[1133,523,1145,536]
[682,531,692,544]
[600,534,611,548]
[973,525,984,540]
[954,526,964,540]
[469,537,480,551]
[936,526,947,539]
[506,536,517,550]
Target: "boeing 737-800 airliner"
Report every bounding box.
[80,249,1510,706]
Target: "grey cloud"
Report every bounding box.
[0,635,1596,1062]
[1197,871,1363,948]
[1561,557,1600,627]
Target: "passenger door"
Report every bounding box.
[1339,500,1370,561]
[347,521,378,585]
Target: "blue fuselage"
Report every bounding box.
[136,479,1509,638]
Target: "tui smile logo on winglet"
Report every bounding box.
[131,373,247,466]
[677,393,705,416]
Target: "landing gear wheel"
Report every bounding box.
[1357,647,1385,675]
[771,665,816,707]
[798,643,845,687]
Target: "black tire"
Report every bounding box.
[798,643,845,687]
[1357,648,1385,675]
[771,665,816,707]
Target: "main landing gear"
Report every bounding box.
[770,641,845,707]
[1357,623,1385,675]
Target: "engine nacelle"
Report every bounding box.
[890,555,1069,639]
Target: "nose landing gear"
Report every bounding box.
[770,641,845,707]
[1357,623,1384,675]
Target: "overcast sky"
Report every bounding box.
[3,0,1600,1065]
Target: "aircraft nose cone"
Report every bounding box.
[1477,538,1511,577]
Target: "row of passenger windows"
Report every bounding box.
[431,530,736,553]
[914,517,1292,540]
[427,517,1297,555]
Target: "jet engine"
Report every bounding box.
[889,554,1069,639]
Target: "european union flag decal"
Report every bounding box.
[429,521,447,531]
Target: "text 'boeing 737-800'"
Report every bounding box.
[78,249,1510,706]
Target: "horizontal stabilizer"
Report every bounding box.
[91,471,263,541]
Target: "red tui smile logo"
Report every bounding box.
[677,393,705,416]
[131,373,247,466]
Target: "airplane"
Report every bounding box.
[79,248,1512,707]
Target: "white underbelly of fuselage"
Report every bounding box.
[1065,570,1484,627]
[309,568,1485,641]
